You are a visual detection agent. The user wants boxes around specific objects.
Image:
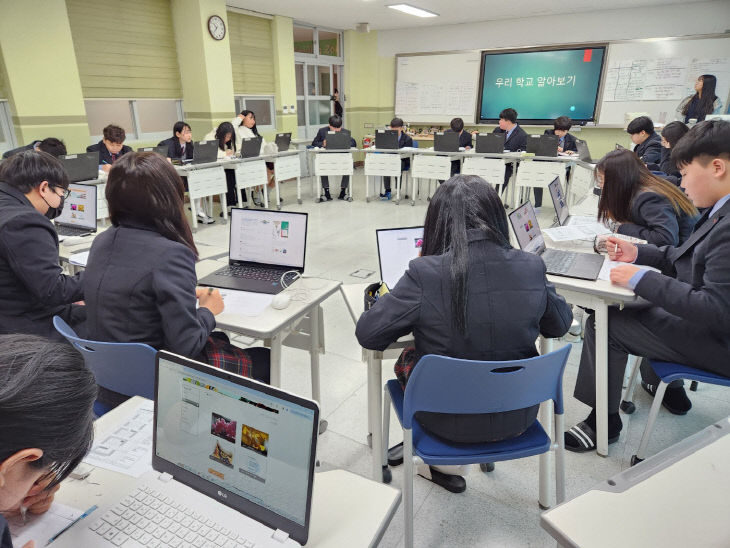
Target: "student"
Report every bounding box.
[676,74,724,124]
[203,121,241,211]
[595,149,697,246]
[231,110,274,206]
[492,108,528,196]
[2,137,66,159]
[311,115,356,201]
[381,117,413,200]
[0,151,84,339]
[81,152,270,407]
[0,334,97,548]
[657,121,689,184]
[158,121,194,162]
[86,124,132,173]
[331,88,343,118]
[544,116,578,154]
[626,116,662,166]
[356,175,572,492]
[565,120,730,452]
[445,117,473,177]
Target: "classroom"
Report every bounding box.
[1,1,730,547]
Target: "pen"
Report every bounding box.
[208,287,214,295]
[614,243,618,253]
[46,505,97,545]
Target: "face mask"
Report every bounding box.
[42,189,65,220]
[593,186,602,197]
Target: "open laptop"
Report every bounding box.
[187,141,219,164]
[198,209,308,294]
[475,133,504,153]
[324,131,351,150]
[137,145,168,156]
[547,177,600,227]
[242,136,263,158]
[527,135,559,156]
[59,152,99,182]
[376,226,424,289]
[434,131,459,152]
[375,129,398,150]
[575,139,593,162]
[508,201,604,280]
[55,183,97,238]
[274,133,292,152]
[70,351,318,547]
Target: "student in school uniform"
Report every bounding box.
[86,124,132,173]
[81,152,270,409]
[565,120,730,452]
[231,110,275,206]
[544,116,578,154]
[445,117,473,178]
[656,121,689,185]
[331,88,344,118]
[0,334,97,548]
[626,116,662,166]
[0,151,84,339]
[676,74,724,124]
[158,121,194,162]
[381,117,414,200]
[595,149,697,246]
[311,115,356,201]
[2,137,66,159]
[492,108,528,197]
[203,121,243,212]
[356,175,572,492]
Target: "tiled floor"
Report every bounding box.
[191,169,730,547]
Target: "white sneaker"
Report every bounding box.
[197,213,215,224]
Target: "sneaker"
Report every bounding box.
[251,191,263,207]
[338,189,347,200]
[380,191,391,200]
[197,213,215,225]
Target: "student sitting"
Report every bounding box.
[2,137,66,159]
[445,117,473,178]
[81,152,270,408]
[565,120,730,452]
[311,115,356,201]
[0,151,84,339]
[656,121,689,185]
[203,121,242,211]
[232,110,274,206]
[627,116,662,166]
[381,117,413,200]
[356,175,572,492]
[595,149,697,246]
[158,121,194,162]
[492,107,528,197]
[0,334,97,548]
[86,124,132,173]
[544,116,578,154]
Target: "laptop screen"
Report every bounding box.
[55,183,97,229]
[508,202,544,254]
[376,226,424,289]
[229,209,307,269]
[154,353,318,541]
[547,177,569,226]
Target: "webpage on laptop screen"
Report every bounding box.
[548,179,569,225]
[511,204,544,254]
[229,211,306,268]
[377,227,424,290]
[56,184,95,228]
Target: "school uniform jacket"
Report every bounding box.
[633,132,662,166]
[158,137,194,161]
[493,124,528,152]
[397,132,414,170]
[2,141,40,159]
[616,191,697,246]
[543,129,578,152]
[86,140,132,165]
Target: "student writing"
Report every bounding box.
[203,121,243,212]
[381,117,413,200]
[626,116,662,166]
[311,115,356,201]
[86,124,132,173]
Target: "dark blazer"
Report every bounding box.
[658,146,681,181]
[81,221,215,358]
[617,191,697,246]
[356,231,573,442]
[634,132,662,166]
[158,137,194,161]
[544,129,578,152]
[634,199,730,372]
[86,140,132,166]
[2,141,40,159]
[445,129,473,149]
[398,132,414,170]
[493,124,528,152]
[0,182,84,337]
[311,126,356,148]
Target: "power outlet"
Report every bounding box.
[363,123,374,128]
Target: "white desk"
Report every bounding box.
[53,397,401,548]
[224,156,271,209]
[541,416,730,547]
[270,150,303,207]
[363,147,414,204]
[307,148,357,203]
[175,162,229,231]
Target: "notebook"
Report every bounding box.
[198,208,308,294]
[54,183,97,239]
[274,133,291,152]
[58,153,99,183]
[374,129,398,150]
[376,226,424,290]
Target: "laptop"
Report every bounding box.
[434,131,459,152]
[198,209,308,294]
[54,183,97,238]
[475,133,505,153]
[70,351,318,547]
[324,131,351,150]
[376,226,424,290]
[274,133,291,152]
[242,136,263,158]
[575,139,593,162]
[547,177,601,227]
[59,152,99,183]
[375,129,398,150]
[536,135,559,157]
[508,201,604,280]
[137,145,168,156]
[188,141,219,164]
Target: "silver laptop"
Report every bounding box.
[70,351,319,547]
[274,133,291,152]
[376,226,424,289]
[508,201,604,280]
[547,177,598,227]
[575,139,593,163]
[198,209,308,294]
[59,152,99,183]
[55,183,97,238]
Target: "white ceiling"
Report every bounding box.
[226,0,709,31]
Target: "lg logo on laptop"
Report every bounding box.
[218,490,228,499]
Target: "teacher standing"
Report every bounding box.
[676,74,724,123]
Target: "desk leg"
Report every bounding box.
[509,160,518,209]
[595,303,609,456]
[270,332,282,387]
[366,175,371,203]
[189,197,199,232]
[275,179,281,210]
[538,337,555,509]
[395,175,401,204]
[297,176,302,205]
[262,183,269,209]
[310,305,327,434]
[221,193,228,223]
[368,351,385,481]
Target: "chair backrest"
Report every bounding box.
[411,140,419,149]
[53,316,157,399]
[402,345,571,429]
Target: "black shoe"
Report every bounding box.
[641,381,692,415]
[338,189,347,200]
[420,467,466,494]
[387,442,403,467]
[323,189,333,201]
[565,416,621,453]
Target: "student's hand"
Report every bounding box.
[21,541,34,548]
[20,476,60,515]
[557,146,564,153]
[322,140,326,148]
[101,164,111,173]
[237,114,244,121]
[73,300,85,306]
[609,265,640,288]
[197,287,224,315]
[465,145,471,150]
[606,236,638,262]
[225,149,233,157]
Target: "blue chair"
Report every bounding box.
[631,360,730,465]
[53,316,157,416]
[382,345,571,548]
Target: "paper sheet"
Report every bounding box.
[8,502,84,547]
[83,399,154,477]
[69,250,90,267]
[219,289,273,317]
[598,260,660,282]
[543,223,610,242]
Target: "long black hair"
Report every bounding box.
[422,175,510,334]
[683,74,718,117]
[214,121,236,153]
[239,110,259,136]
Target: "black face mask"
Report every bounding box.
[593,186,602,197]
[42,189,65,220]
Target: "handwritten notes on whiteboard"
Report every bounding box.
[396,81,476,115]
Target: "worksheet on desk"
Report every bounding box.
[219,289,273,316]
[543,222,610,242]
[598,260,660,281]
[7,502,83,547]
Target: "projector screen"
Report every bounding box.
[477,46,607,124]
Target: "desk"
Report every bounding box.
[223,156,270,208]
[269,150,303,207]
[54,397,401,548]
[541,416,730,547]
[363,147,414,204]
[175,161,229,231]
[307,148,357,203]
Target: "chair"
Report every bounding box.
[382,345,572,548]
[53,316,157,416]
[631,360,730,465]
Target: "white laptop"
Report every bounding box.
[68,351,319,547]
[547,177,598,227]
[55,183,97,240]
[376,226,424,289]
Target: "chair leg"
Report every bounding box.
[633,381,669,463]
[690,381,699,392]
[620,355,642,414]
[382,387,391,468]
[555,412,566,504]
[403,428,414,548]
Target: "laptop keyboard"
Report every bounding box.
[542,250,577,275]
[57,225,91,237]
[88,485,256,548]
[214,265,294,284]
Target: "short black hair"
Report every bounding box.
[0,150,69,193]
[328,115,342,128]
[450,117,464,132]
[103,124,126,144]
[173,121,191,137]
[499,108,518,123]
[38,138,67,158]
[671,119,730,168]
[661,121,689,148]
[554,116,572,131]
[390,117,404,128]
[627,116,654,135]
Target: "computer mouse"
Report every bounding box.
[271,293,291,310]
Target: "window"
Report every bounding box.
[293,24,343,62]
[85,99,183,143]
[234,96,276,131]
[293,26,314,55]
[318,30,340,57]
[0,101,16,156]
